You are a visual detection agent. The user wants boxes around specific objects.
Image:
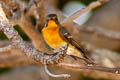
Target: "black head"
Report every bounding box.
[46,14,59,24]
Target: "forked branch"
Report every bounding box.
[0,4,68,65]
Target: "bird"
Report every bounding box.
[42,14,94,64]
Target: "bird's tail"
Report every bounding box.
[75,45,95,65]
[82,54,95,65]
[67,45,95,65]
[70,39,95,65]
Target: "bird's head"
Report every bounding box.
[46,14,59,24]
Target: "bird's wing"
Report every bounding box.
[59,26,85,54]
[59,26,94,64]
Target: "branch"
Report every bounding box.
[58,63,120,74]
[61,0,109,26]
[0,44,14,52]
[0,4,68,65]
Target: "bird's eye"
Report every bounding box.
[47,17,50,20]
[52,16,56,20]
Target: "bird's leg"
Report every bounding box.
[44,64,71,78]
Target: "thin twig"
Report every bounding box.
[61,0,109,26]
[59,63,120,74]
[44,65,71,78]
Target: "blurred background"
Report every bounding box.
[0,0,120,80]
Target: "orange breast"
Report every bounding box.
[42,20,66,49]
